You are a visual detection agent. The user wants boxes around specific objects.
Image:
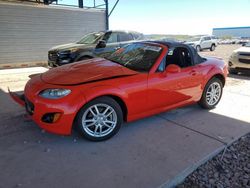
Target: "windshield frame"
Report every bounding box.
[77,32,104,44]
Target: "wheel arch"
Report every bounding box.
[212,73,226,87]
[75,52,94,61]
[73,85,129,125]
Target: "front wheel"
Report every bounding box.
[228,68,238,75]
[198,78,223,109]
[210,44,215,51]
[75,97,123,141]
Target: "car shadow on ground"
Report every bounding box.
[228,72,250,80]
[0,87,250,188]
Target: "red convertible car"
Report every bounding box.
[10,41,228,141]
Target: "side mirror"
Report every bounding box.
[166,64,181,73]
[96,40,106,48]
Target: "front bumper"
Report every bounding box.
[9,89,78,135]
[229,55,250,69]
[48,51,76,67]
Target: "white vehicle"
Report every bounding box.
[185,36,217,52]
[228,43,250,74]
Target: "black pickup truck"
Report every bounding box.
[48,30,144,67]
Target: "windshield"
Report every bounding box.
[245,42,250,47]
[77,32,104,44]
[105,43,163,72]
[187,37,201,42]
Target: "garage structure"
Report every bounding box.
[0,0,108,67]
[212,26,250,38]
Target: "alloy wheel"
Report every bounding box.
[81,104,117,138]
[206,82,222,106]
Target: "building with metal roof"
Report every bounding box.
[212,26,250,38]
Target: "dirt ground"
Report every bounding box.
[199,44,241,63]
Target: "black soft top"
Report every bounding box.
[149,41,205,65]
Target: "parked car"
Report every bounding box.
[10,41,227,141]
[48,30,144,67]
[185,36,217,51]
[228,42,250,74]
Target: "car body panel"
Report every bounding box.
[10,42,227,136]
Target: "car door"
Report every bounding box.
[147,47,203,110]
[202,37,211,49]
[94,31,120,57]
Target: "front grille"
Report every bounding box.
[239,53,250,57]
[239,58,250,64]
[48,51,58,61]
[25,98,34,115]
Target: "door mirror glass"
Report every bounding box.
[166,64,181,73]
[96,40,106,48]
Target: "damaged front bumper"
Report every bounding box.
[8,88,25,106]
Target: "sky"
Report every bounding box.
[59,0,250,35]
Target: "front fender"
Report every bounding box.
[84,85,128,103]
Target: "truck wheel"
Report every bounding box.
[210,44,215,51]
[228,68,238,75]
[196,45,201,52]
[77,56,92,62]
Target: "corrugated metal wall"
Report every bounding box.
[0,2,106,65]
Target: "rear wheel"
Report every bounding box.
[198,78,223,109]
[210,44,215,51]
[75,97,123,141]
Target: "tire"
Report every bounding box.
[77,56,92,62]
[228,68,238,75]
[75,97,123,141]
[198,77,223,109]
[210,44,215,51]
[196,45,201,52]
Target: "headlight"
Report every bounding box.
[39,89,71,99]
[70,48,78,53]
[230,52,238,58]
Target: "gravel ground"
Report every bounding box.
[199,44,241,63]
[177,133,250,188]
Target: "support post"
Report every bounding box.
[79,0,83,8]
[104,0,109,30]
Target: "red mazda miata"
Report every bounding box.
[10,41,228,141]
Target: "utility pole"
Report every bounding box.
[104,0,109,30]
[79,0,83,8]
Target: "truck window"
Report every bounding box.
[103,32,119,43]
[119,33,134,42]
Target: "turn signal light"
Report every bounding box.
[42,113,61,123]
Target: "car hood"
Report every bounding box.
[41,58,138,85]
[234,47,250,53]
[50,43,94,51]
